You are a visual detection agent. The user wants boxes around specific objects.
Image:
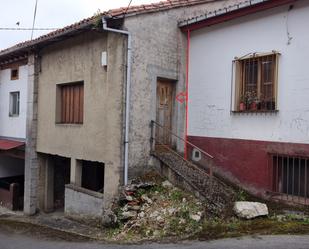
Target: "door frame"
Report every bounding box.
[155,78,176,148]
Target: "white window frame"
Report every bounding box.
[9,91,20,117]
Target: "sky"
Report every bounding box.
[0,0,160,50]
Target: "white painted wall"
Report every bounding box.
[188,1,309,144]
[0,65,28,139]
[0,156,24,178]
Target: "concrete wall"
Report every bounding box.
[65,184,103,219]
[0,156,24,178]
[36,31,125,208]
[123,0,243,177]
[188,1,309,144]
[0,65,28,139]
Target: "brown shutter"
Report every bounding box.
[60,83,84,124]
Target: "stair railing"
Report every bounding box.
[150,120,214,176]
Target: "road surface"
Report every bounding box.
[1,231,309,249]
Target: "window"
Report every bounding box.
[272,154,309,202]
[234,53,279,112]
[10,68,19,80]
[9,92,20,116]
[81,161,104,193]
[58,82,84,124]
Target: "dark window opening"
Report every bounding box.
[81,161,104,193]
[11,68,19,80]
[53,156,71,210]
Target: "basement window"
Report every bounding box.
[10,68,19,80]
[81,161,104,193]
[233,52,279,112]
[272,154,309,201]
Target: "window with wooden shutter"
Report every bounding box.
[59,82,84,124]
[233,52,279,112]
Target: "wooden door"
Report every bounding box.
[156,80,174,146]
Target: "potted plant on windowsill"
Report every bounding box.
[245,90,258,111]
[251,96,260,111]
[239,94,246,111]
[266,97,276,110]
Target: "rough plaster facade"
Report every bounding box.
[36,31,126,213]
[122,0,243,177]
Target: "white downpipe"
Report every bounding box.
[102,17,131,186]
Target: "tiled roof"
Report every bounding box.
[0,0,215,60]
[106,0,216,17]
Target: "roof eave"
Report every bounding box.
[0,22,95,64]
[179,0,298,32]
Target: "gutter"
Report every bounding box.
[102,17,131,186]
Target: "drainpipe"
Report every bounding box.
[102,17,131,186]
[184,29,190,160]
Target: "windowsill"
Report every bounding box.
[65,184,103,199]
[9,114,19,118]
[55,123,83,127]
[231,110,279,114]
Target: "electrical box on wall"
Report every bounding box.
[101,51,107,67]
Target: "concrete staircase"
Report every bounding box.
[152,150,236,216]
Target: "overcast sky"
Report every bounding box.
[0,0,160,50]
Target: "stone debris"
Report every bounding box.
[112,177,204,240]
[234,201,269,219]
[141,194,153,204]
[190,213,202,222]
[162,180,173,188]
[121,211,137,220]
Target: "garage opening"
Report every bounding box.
[53,156,70,210]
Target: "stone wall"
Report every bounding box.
[122,0,243,178]
[24,53,39,215]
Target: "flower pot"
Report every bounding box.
[266,101,276,110]
[250,102,257,110]
[239,102,246,111]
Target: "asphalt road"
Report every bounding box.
[1,232,309,249]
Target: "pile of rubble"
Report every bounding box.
[110,179,204,240]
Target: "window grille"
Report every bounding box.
[233,52,279,112]
[271,154,309,204]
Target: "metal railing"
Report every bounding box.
[269,154,309,205]
[150,120,214,176]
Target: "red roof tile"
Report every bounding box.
[0,0,214,59]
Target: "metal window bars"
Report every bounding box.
[269,154,309,205]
